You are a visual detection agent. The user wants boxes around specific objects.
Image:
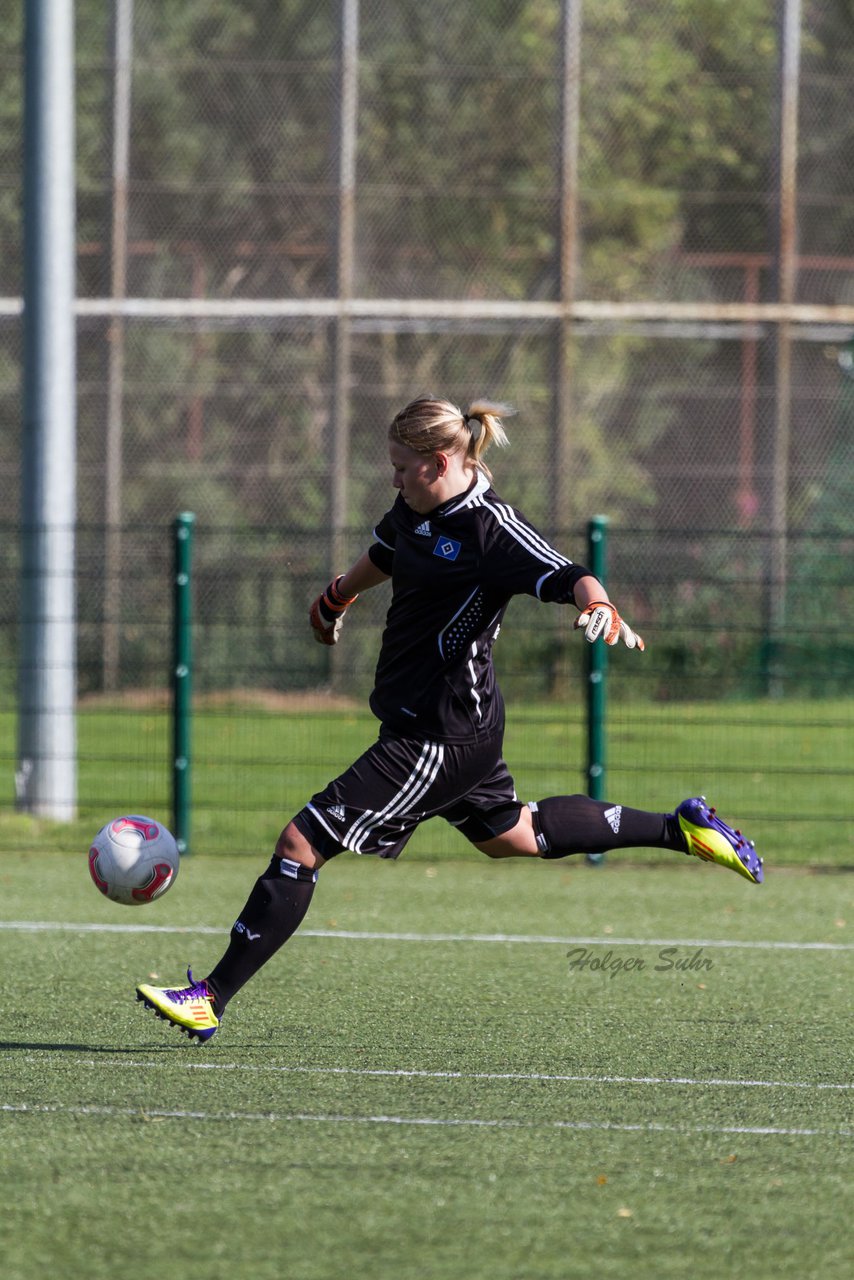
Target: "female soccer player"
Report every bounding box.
[137,396,763,1041]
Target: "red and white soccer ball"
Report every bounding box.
[88,815,180,906]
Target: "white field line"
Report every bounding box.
[63,1057,854,1093]
[2,919,854,952]
[1,1100,851,1139]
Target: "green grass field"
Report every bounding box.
[2,849,853,1279]
[1,697,852,866]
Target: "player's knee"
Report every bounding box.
[473,805,539,858]
[275,820,326,870]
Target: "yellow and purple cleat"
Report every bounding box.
[675,796,763,884]
[136,967,220,1042]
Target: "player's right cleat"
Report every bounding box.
[675,796,764,885]
[136,967,220,1042]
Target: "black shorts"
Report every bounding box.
[292,727,522,860]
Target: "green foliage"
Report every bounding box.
[26,0,790,533]
[579,0,775,294]
[0,8,23,293]
[4,3,853,708]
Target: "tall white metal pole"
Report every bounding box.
[329,0,359,687]
[18,0,77,818]
[103,0,134,689]
[768,0,801,694]
[555,0,582,531]
[332,0,359,566]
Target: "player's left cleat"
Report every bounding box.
[675,796,764,884]
[136,967,220,1042]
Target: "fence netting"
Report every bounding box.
[0,1,851,859]
[0,521,850,862]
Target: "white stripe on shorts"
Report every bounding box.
[345,740,445,853]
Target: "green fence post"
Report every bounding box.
[585,515,609,866]
[172,512,195,855]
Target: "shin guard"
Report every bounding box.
[204,856,317,1012]
[530,795,679,859]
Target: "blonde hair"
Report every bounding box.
[388,395,513,479]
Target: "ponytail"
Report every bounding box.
[462,400,512,476]
[389,395,513,480]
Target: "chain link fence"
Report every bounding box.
[1,519,850,863]
[0,1,852,857]
[1,1,853,535]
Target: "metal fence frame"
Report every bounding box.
[8,0,853,819]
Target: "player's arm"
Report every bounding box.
[571,574,644,651]
[572,574,609,611]
[337,549,391,597]
[309,549,390,646]
[483,514,644,652]
[491,531,645,651]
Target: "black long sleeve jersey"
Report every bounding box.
[366,470,591,744]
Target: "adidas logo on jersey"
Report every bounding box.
[414,520,432,537]
[604,805,622,833]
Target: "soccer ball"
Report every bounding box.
[88,815,180,906]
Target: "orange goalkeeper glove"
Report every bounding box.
[309,576,359,646]
[574,601,645,651]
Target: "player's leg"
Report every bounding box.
[200,734,475,1016]
[472,795,673,859]
[475,793,763,884]
[208,731,455,1009]
[444,753,666,861]
[135,822,324,1040]
[135,733,454,1040]
[201,822,323,1016]
[471,802,538,857]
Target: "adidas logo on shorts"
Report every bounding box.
[604,805,622,833]
[329,804,346,823]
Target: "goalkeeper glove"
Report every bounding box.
[309,576,359,646]
[574,601,645,651]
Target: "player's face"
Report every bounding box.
[388,440,444,514]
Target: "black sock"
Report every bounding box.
[531,794,684,859]
[204,855,317,1013]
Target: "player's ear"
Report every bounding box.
[435,451,449,476]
